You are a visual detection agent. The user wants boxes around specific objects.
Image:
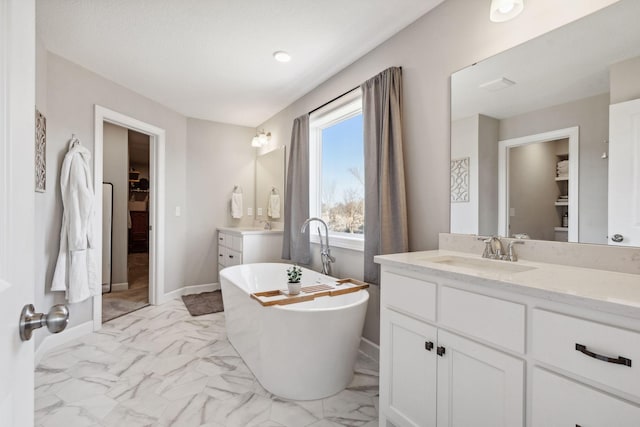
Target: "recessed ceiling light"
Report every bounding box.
[273,51,291,63]
[489,0,524,22]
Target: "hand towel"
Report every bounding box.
[231,193,243,218]
[268,194,281,219]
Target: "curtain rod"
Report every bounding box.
[308,86,359,116]
[307,66,402,116]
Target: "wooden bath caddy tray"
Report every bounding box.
[250,278,369,307]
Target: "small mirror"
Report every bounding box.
[255,146,286,221]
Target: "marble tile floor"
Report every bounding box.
[102,253,150,322]
[35,298,379,427]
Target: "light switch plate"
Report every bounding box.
[248,207,253,216]
[257,207,263,216]
[175,206,181,217]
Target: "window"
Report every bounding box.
[310,90,364,251]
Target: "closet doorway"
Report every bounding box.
[93,105,166,330]
[102,125,151,321]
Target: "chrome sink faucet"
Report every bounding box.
[301,217,335,275]
[478,236,524,262]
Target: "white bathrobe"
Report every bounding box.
[51,140,100,303]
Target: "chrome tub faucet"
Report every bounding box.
[301,217,335,275]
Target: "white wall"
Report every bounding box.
[103,123,129,286]
[499,93,609,244]
[451,115,479,234]
[184,118,256,286]
[478,115,499,236]
[610,56,640,104]
[34,52,189,344]
[256,0,619,345]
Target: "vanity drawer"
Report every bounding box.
[381,271,436,321]
[440,286,525,353]
[226,249,242,266]
[532,309,640,397]
[218,232,229,247]
[532,368,640,427]
[218,245,228,267]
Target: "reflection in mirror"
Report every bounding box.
[256,146,286,221]
[450,0,640,246]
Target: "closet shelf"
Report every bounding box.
[555,201,569,206]
[554,227,568,232]
[555,176,569,181]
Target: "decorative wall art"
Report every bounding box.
[450,157,469,203]
[35,109,46,192]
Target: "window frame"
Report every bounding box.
[309,89,364,252]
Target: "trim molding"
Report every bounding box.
[93,105,166,332]
[157,283,221,305]
[34,321,94,366]
[111,282,129,292]
[359,337,380,362]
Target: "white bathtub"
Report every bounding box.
[219,263,369,400]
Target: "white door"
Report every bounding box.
[380,308,437,427]
[609,98,640,246]
[0,0,36,425]
[436,330,524,427]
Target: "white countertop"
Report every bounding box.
[218,226,283,235]
[375,250,640,319]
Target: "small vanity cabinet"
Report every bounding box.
[217,227,283,273]
[377,251,640,427]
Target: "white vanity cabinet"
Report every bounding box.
[217,227,283,272]
[377,250,640,427]
[380,271,524,427]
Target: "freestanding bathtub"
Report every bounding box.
[219,263,369,400]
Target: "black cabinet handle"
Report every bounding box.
[425,341,434,351]
[437,346,446,357]
[229,255,234,259]
[575,343,632,367]
[219,254,223,257]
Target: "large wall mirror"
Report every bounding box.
[256,146,286,222]
[451,0,640,247]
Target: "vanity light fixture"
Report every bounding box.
[251,130,272,147]
[273,51,291,63]
[490,0,524,22]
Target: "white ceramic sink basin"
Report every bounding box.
[423,255,536,274]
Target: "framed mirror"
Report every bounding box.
[450,0,640,247]
[255,146,286,222]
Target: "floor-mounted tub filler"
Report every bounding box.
[220,263,369,400]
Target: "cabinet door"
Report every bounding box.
[436,330,524,427]
[380,308,437,427]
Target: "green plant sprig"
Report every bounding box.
[287,265,302,283]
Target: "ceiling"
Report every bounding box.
[451,0,640,121]
[37,0,444,128]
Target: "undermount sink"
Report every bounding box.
[423,255,536,274]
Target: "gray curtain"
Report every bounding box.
[281,114,311,264]
[362,66,409,284]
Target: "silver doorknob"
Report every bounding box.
[611,234,624,243]
[19,304,69,341]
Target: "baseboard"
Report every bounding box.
[359,337,380,362]
[111,282,129,291]
[157,283,221,305]
[34,320,94,366]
